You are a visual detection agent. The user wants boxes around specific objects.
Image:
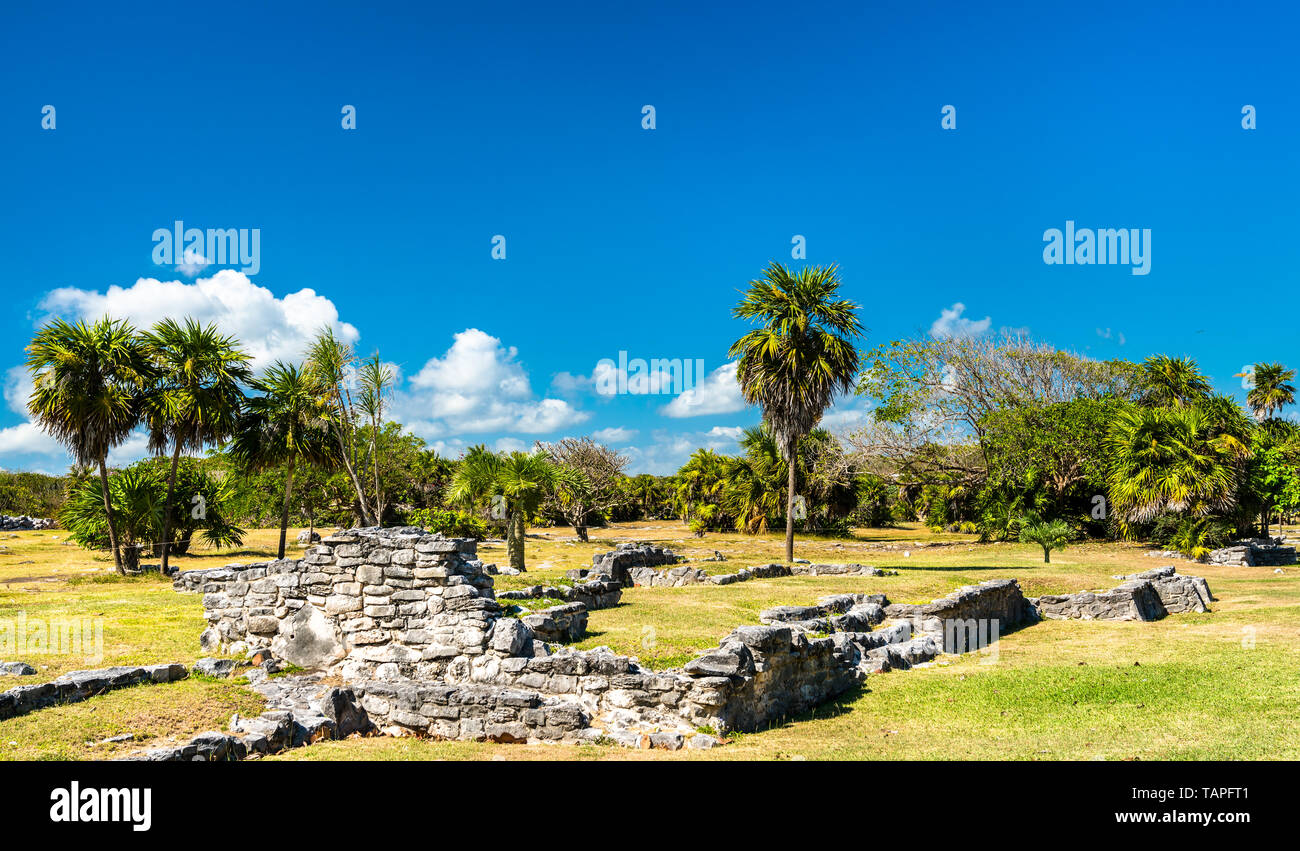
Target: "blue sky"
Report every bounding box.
[1,1,1296,474]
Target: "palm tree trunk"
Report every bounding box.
[785,437,797,563]
[336,430,373,526]
[97,458,124,574]
[371,418,383,527]
[278,457,296,560]
[159,443,182,575]
[508,506,526,572]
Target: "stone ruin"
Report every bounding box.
[170,527,1219,751]
[172,527,1050,747]
[0,514,54,531]
[1146,537,1296,567]
[1033,566,1214,621]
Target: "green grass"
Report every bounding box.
[3,521,1299,761]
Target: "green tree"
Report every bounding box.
[1139,355,1211,408]
[447,448,585,572]
[141,318,251,574]
[26,317,155,573]
[1019,517,1071,563]
[305,328,375,526]
[1239,362,1296,422]
[729,262,863,561]
[356,353,396,524]
[1104,401,1252,538]
[230,362,336,559]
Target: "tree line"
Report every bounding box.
[15,262,1298,572]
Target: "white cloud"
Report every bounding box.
[394,328,589,440]
[0,421,64,457]
[176,249,212,277]
[591,426,638,444]
[621,425,750,474]
[817,401,872,433]
[38,269,359,371]
[660,362,747,418]
[4,367,33,417]
[929,303,991,339]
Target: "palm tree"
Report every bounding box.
[229,362,335,559]
[304,328,375,526]
[673,448,728,524]
[356,353,395,524]
[1240,362,1296,422]
[1139,355,1211,407]
[448,448,585,572]
[141,318,251,574]
[728,262,863,562]
[1019,517,1071,563]
[26,317,155,574]
[1104,403,1252,538]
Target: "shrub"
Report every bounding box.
[402,508,490,540]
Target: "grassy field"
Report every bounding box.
[2,521,1298,760]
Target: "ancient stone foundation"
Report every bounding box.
[1034,566,1214,621]
[170,529,1215,750]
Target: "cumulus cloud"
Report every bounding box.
[37,269,359,371]
[929,303,991,339]
[393,328,589,440]
[591,426,638,444]
[621,425,748,475]
[660,362,747,418]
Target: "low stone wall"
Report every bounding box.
[1034,566,1214,621]
[760,592,889,633]
[0,663,187,721]
[497,578,622,610]
[1207,539,1296,567]
[0,514,54,531]
[629,565,710,586]
[519,603,587,643]
[625,561,895,588]
[883,579,1037,638]
[589,542,679,586]
[355,679,590,743]
[790,563,898,577]
[126,673,371,761]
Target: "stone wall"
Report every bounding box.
[175,527,521,683]
[0,663,187,721]
[588,542,679,586]
[1034,566,1213,621]
[497,578,622,610]
[1206,539,1296,567]
[0,514,54,531]
[883,579,1037,638]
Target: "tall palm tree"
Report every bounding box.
[1240,362,1296,422]
[356,353,395,524]
[1104,403,1252,538]
[728,262,863,561]
[1139,355,1211,407]
[448,447,585,572]
[141,318,251,574]
[26,317,155,574]
[304,327,375,526]
[229,362,335,559]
